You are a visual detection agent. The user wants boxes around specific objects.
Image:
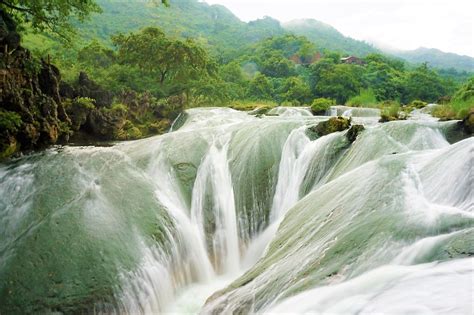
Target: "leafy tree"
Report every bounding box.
[260,52,295,78]
[219,62,249,99]
[279,76,311,104]
[247,73,274,100]
[0,0,169,39]
[364,61,404,101]
[0,0,101,38]
[312,63,361,104]
[77,40,114,68]
[113,27,213,89]
[364,53,405,71]
[402,63,448,103]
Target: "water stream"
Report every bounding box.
[0,106,472,314]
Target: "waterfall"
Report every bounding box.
[0,107,472,314]
[191,136,240,274]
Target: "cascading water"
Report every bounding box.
[0,106,472,314]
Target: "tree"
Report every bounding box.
[402,63,447,103]
[0,0,101,38]
[364,61,404,101]
[260,51,295,78]
[247,73,274,100]
[113,27,213,89]
[279,76,311,104]
[77,40,115,68]
[0,0,168,39]
[312,63,361,104]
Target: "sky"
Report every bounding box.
[204,0,474,57]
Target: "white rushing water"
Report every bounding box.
[0,106,472,314]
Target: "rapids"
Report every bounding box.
[0,106,472,314]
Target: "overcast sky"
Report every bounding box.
[204,0,474,57]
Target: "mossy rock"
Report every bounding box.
[310,98,335,115]
[248,105,272,116]
[409,100,428,109]
[307,117,351,139]
[346,124,365,143]
[379,114,400,123]
[460,109,474,134]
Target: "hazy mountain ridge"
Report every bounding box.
[282,19,379,56]
[389,47,474,72]
[61,0,473,72]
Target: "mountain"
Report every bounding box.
[74,0,285,51]
[23,0,474,72]
[387,47,474,72]
[282,19,379,56]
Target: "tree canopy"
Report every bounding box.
[0,0,168,39]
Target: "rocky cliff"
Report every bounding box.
[0,10,71,158]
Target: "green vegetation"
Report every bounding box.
[432,78,474,120]
[346,89,378,107]
[311,98,335,114]
[283,19,377,57]
[379,101,403,122]
[394,47,474,73]
[0,0,101,38]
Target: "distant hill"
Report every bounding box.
[74,0,285,51]
[387,47,474,72]
[23,0,474,73]
[282,19,379,56]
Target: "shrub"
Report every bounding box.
[346,89,378,108]
[74,97,96,110]
[0,110,22,133]
[409,100,428,109]
[110,103,128,115]
[431,105,457,120]
[311,98,335,114]
[379,101,404,122]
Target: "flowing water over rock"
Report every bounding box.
[0,107,472,314]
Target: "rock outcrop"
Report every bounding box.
[0,11,71,158]
[307,116,351,138]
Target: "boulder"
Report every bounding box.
[346,124,365,143]
[459,109,474,134]
[307,116,351,138]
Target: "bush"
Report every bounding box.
[346,89,378,107]
[311,98,335,114]
[409,100,428,109]
[431,105,457,120]
[74,97,96,110]
[110,103,128,115]
[380,101,404,122]
[0,110,22,133]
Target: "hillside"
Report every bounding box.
[76,0,285,51]
[282,19,378,56]
[21,0,473,73]
[389,47,474,72]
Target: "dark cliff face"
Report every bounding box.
[0,10,71,158]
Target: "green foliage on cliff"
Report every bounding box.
[0,109,22,132]
[0,0,101,39]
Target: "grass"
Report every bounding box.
[346,89,378,108]
[432,97,474,120]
